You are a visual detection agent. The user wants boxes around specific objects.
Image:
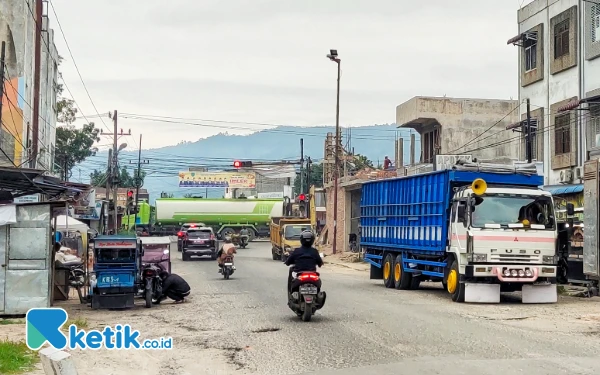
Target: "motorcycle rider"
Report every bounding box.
[216,236,237,272]
[284,230,323,294]
[158,271,191,304]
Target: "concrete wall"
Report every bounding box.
[517,0,600,185]
[396,97,520,161]
[0,1,58,170]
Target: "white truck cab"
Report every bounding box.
[448,180,558,303]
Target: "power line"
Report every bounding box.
[47,0,111,132]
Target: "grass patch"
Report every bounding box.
[64,317,89,330]
[0,339,38,374]
[0,319,24,325]
[557,285,567,295]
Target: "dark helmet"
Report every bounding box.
[159,271,169,279]
[300,230,315,247]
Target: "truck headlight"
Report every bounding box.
[468,253,487,262]
[542,255,556,264]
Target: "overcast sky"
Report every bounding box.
[50,0,533,150]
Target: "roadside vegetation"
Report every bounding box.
[0,339,38,374]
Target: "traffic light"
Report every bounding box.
[126,190,134,212]
[297,193,306,202]
[233,160,252,168]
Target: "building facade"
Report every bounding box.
[511,0,600,185]
[396,96,521,173]
[0,0,59,170]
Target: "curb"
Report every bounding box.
[40,347,79,375]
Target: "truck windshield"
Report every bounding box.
[284,225,312,239]
[471,194,555,229]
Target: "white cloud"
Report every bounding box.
[50,0,522,149]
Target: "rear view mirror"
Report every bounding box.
[566,203,575,216]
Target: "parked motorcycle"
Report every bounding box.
[287,270,327,322]
[141,263,163,308]
[221,256,235,279]
[231,234,249,249]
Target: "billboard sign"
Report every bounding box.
[178,171,256,189]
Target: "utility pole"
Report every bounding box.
[326,49,341,254]
[299,138,304,195]
[0,42,6,129]
[105,148,112,234]
[112,110,118,233]
[31,0,43,168]
[131,134,149,231]
[525,98,533,163]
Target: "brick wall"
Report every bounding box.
[324,184,347,254]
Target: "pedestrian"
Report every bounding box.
[158,271,191,304]
[383,156,392,170]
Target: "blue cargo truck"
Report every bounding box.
[361,168,559,304]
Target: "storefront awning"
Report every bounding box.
[0,167,82,199]
[542,184,583,195]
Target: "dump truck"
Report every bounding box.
[362,165,559,304]
[153,198,284,239]
[270,186,318,261]
[270,217,313,261]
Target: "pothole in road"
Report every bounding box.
[252,327,281,333]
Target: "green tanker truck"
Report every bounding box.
[153,198,285,239]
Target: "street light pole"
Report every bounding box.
[327,50,341,254]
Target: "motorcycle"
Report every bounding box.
[231,234,249,249]
[287,270,327,322]
[220,255,235,279]
[141,263,163,308]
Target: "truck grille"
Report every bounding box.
[490,254,541,263]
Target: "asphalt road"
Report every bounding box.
[168,241,600,375]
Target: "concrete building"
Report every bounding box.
[510,0,600,185]
[0,1,59,170]
[396,96,521,173]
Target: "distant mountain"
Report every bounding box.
[75,124,421,203]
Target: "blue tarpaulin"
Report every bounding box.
[541,184,583,195]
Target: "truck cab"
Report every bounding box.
[448,185,557,302]
[270,218,312,261]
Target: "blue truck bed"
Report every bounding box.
[360,169,543,254]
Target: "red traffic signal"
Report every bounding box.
[127,190,134,198]
[233,160,252,168]
[298,193,306,202]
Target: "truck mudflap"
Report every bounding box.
[521,283,557,304]
[464,283,500,303]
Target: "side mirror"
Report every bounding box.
[566,203,575,216]
[536,212,544,224]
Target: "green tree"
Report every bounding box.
[90,167,146,188]
[54,56,100,180]
[55,123,100,181]
[352,154,373,170]
[294,162,323,194]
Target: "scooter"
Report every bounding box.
[220,256,235,280]
[141,263,163,308]
[287,269,327,322]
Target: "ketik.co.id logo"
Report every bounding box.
[26,308,173,350]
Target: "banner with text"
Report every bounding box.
[178,171,256,189]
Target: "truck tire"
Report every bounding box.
[393,254,412,290]
[382,253,395,288]
[247,229,256,242]
[448,260,465,302]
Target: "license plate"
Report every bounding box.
[300,285,318,294]
[193,239,205,243]
[224,263,233,266]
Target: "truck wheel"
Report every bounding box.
[221,228,235,239]
[247,229,256,242]
[448,260,465,302]
[393,254,412,290]
[382,254,395,288]
[410,277,421,290]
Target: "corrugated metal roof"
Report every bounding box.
[542,184,583,195]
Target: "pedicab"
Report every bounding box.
[90,235,142,309]
[139,236,172,307]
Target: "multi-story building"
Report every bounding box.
[510,0,600,185]
[0,0,59,170]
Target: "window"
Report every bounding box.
[421,127,439,164]
[524,36,537,71]
[554,114,571,154]
[592,4,600,43]
[554,19,570,58]
[590,103,600,148]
